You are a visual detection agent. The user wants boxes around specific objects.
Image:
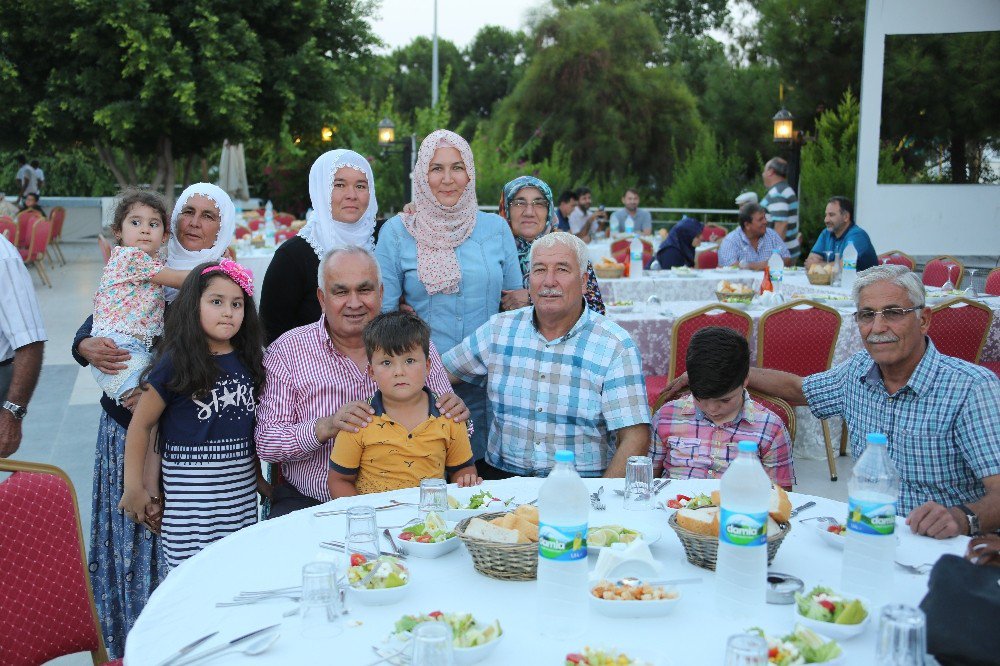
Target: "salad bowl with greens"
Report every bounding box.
[793,586,870,640]
[391,611,502,664]
[444,489,515,521]
[749,625,843,665]
[395,511,459,558]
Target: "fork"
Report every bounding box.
[591,485,606,511]
[216,592,301,607]
[895,561,933,575]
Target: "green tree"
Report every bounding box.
[665,128,745,209]
[493,1,702,187]
[462,27,528,123]
[0,0,377,199]
[799,90,906,247]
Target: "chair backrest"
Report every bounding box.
[922,255,964,288]
[985,267,1000,297]
[275,228,297,244]
[0,216,16,246]
[696,249,719,269]
[97,235,113,265]
[877,250,915,270]
[0,460,109,665]
[234,225,251,239]
[15,210,41,250]
[748,388,797,441]
[48,206,66,240]
[274,212,295,226]
[25,218,51,262]
[669,304,753,380]
[757,299,842,376]
[928,297,993,363]
[610,238,630,254]
[247,218,263,231]
[702,224,727,242]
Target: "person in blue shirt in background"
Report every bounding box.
[805,196,878,271]
[555,190,576,231]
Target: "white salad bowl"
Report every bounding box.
[794,601,871,640]
[589,586,681,618]
[394,530,461,558]
[454,633,503,665]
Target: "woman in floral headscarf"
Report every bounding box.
[259,149,378,344]
[375,130,521,469]
[497,175,605,314]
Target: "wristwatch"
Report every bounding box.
[955,503,982,537]
[2,400,26,420]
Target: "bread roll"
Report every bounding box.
[769,486,792,524]
[513,515,539,542]
[514,504,539,524]
[675,506,720,536]
[466,517,520,543]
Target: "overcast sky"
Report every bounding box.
[369,0,545,51]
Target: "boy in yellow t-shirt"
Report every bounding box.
[328,311,481,498]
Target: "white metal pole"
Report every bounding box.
[431,0,439,108]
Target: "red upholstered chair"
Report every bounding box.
[645,375,669,408]
[757,299,842,480]
[748,389,797,441]
[669,304,753,381]
[0,459,115,665]
[922,255,964,288]
[97,235,113,265]
[275,228,297,244]
[980,361,1000,379]
[928,297,993,364]
[48,206,67,265]
[696,249,719,269]
[877,250,915,270]
[985,268,1000,297]
[611,239,654,270]
[702,224,727,242]
[274,212,295,227]
[15,209,42,250]
[0,215,16,245]
[20,217,52,287]
[247,218,264,231]
[234,225,251,239]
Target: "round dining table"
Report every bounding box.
[125,478,965,665]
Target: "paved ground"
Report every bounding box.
[10,240,854,664]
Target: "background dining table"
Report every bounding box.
[125,478,965,665]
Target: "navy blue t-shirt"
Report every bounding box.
[146,351,256,462]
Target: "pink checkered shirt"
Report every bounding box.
[649,392,795,488]
[255,316,454,502]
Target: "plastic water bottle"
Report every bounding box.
[842,241,858,291]
[629,236,643,280]
[537,450,589,639]
[716,441,771,617]
[264,200,276,246]
[624,214,634,236]
[842,433,899,605]
[264,199,274,223]
[768,249,784,284]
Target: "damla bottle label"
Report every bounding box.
[719,509,767,547]
[538,522,587,561]
[847,498,896,536]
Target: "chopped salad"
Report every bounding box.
[795,586,867,625]
[393,611,502,648]
[447,489,513,510]
[398,511,454,543]
[665,493,713,510]
[565,648,652,665]
[347,556,408,590]
[749,625,842,665]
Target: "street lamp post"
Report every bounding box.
[772,106,802,193]
[377,118,415,205]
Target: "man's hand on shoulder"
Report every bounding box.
[436,392,470,423]
[316,400,375,442]
[906,501,966,539]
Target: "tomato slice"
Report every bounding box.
[350,553,367,567]
[676,494,691,502]
[429,610,443,618]
[416,534,433,543]
[667,499,681,509]
[398,532,413,540]
[819,599,836,612]
[565,654,583,665]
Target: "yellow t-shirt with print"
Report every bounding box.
[329,389,474,495]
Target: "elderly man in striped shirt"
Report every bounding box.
[255,247,469,518]
[443,232,651,480]
[661,265,1000,539]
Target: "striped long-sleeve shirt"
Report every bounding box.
[761,180,800,259]
[0,235,46,364]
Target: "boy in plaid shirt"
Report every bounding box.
[650,327,794,490]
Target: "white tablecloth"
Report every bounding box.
[125,478,965,665]
[234,246,277,294]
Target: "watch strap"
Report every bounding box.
[2,400,27,420]
[955,503,981,536]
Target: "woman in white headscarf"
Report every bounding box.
[164,182,238,301]
[374,129,521,471]
[259,149,377,344]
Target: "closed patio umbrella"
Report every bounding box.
[218,140,249,201]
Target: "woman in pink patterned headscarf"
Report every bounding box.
[374,129,522,471]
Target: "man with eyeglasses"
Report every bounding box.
[660,265,1000,539]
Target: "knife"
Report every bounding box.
[172,624,279,665]
[154,631,219,666]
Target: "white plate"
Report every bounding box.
[607,304,635,314]
[669,270,698,278]
[589,586,681,618]
[813,523,900,550]
[794,600,871,640]
[714,267,739,274]
[586,527,661,552]
[394,530,461,558]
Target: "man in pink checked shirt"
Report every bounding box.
[255,246,469,518]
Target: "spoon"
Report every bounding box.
[616,576,703,587]
[383,529,402,557]
[175,630,279,665]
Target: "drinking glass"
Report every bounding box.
[942,264,956,292]
[623,455,653,510]
[876,604,927,665]
[299,561,343,638]
[724,634,768,665]
[344,505,380,570]
[411,621,454,666]
[831,253,842,286]
[418,478,448,519]
[966,268,978,297]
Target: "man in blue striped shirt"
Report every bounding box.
[718,203,791,269]
[443,232,651,479]
[760,157,800,260]
[660,265,1000,538]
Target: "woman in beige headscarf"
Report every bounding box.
[374,129,521,471]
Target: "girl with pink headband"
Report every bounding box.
[120,258,269,570]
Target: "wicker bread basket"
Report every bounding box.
[454,511,538,581]
[667,512,790,571]
[806,270,833,285]
[594,264,625,279]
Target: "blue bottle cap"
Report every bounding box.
[554,450,575,463]
[737,440,758,453]
[866,432,888,445]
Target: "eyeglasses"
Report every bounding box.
[509,198,549,210]
[853,306,923,324]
